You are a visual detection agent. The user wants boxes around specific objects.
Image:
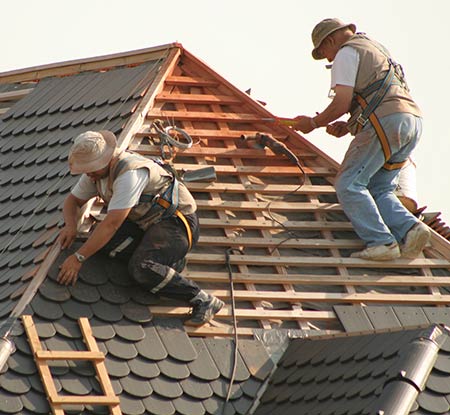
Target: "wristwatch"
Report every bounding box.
[74,252,86,263]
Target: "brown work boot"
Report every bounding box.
[185,290,224,326]
[350,242,400,261]
[401,222,431,258]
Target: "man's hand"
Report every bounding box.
[326,121,349,138]
[293,116,316,134]
[57,255,82,286]
[58,225,78,250]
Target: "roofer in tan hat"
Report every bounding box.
[57,130,224,325]
[293,18,430,261]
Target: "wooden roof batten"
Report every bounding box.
[6,43,450,340]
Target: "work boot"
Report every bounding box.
[172,257,187,273]
[185,290,224,326]
[350,242,400,261]
[401,222,431,258]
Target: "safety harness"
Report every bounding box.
[352,46,410,171]
[109,155,193,250]
[139,172,193,250]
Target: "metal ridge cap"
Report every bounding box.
[374,324,445,415]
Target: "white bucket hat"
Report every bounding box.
[68,130,117,174]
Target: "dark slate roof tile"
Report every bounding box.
[98,281,130,305]
[7,350,37,376]
[104,355,130,378]
[202,396,226,415]
[135,324,167,361]
[240,377,263,398]
[210,378,243,400]
[334,304,374,331]
[150,376,183,399]
[0,391,24,413]
[173,395,206,415]
[114,320,145,341]
[59,372,93,395]
[423,307,450,325]
[154,317,198,362]
[238,339,273,381]
[120,300,153,323]
[157,357,190,380]
[38,278,71,302]
[31,294,64,320]
[180,377,213,399]
[60,298,93,320]
[91,299,123,322]
[143,394,175,415]
[69,280,101,303]
[188,338,221,381]
[21,389,51,414]
[416,390,450,413]
[232,394,254,415]
[105,337,138,360]
[32,319,57,338]
[0,370,31,394]
[120,374,152,398]
[128,356,160,379]
[205,339,250,382]
[69,360,96,377]
[119,392,146,415]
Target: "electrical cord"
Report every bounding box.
[223,247,244,413]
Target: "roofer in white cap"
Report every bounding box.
[57,130,224,326]
[292,18,430,261]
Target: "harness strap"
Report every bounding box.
[355,94,408,171]
[156,198,193,250]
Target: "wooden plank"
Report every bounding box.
[187,182,334,195]
[51,395,120,405]
[35,350,105,361]
[130,144,316,159]
[22,315,61,407]
[147,109,283,123]
[136,128,258,140]
[184,271,450,287]
[155,92,241,105]
[78,318,121,414]
[150,305,335,321]
[199,218,353,230]
[165,75,219,87]
[195,200,341,212]
[0,43,177,84]
[0,88,33,101]
[207,289,450,305]
[174,164,336,177]
[197,235,362,248]
[186,252,450,268]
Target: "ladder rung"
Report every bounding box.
[36,350,105,361]
[51,395,120,405]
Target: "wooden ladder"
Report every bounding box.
[22,315,121,415]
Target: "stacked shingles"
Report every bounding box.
[0,250,274,415]
[0,61,158,319]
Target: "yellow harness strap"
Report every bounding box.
[156,198,193,250]
[355,95,408,171]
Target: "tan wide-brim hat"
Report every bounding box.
[311,18,356,60]
[69,130,117,174]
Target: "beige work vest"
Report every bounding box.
[343,34,421,135]
[96,151,196,230]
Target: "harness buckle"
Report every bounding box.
[356,114,368,127]
[151,194,160,205]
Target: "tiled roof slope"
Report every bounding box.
[0,248,273,415]
[0,59,161,318]
[254,323,450,415]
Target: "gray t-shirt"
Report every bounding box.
[71,168,149,211]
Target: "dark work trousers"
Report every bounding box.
[100,213,201,302]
